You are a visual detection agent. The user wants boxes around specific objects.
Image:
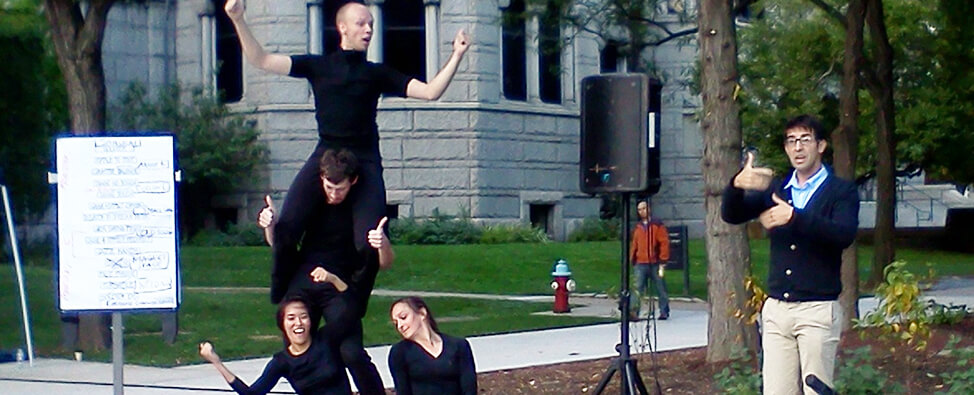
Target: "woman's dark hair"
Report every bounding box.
[276,295,310,345]
[391,296,440,334]
[784,114,827,141]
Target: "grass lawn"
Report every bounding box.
[0,262,606,366]
[2,240,972,366]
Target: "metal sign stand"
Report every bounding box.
[113,312,124,395]
[1,173,36,365]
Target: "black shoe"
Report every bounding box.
[658,313,669,320]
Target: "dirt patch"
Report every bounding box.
[474,316,974,393]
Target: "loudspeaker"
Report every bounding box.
[580,73,662,194]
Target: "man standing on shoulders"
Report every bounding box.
[722,115,859,395]
[629,199,671,320]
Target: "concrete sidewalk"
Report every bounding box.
[1,284,970,394]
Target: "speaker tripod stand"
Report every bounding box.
[593,192,651,395]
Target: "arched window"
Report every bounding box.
[212,0,242,102]
[383,0,425,80]
[502,0,527,101]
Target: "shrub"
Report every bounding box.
[567,216,619,242]
[855,260,932,351]
[0,9,67,220]
[389,209,482,245]
[110,83,268,239]
[936,336,974,395]
[713,347,761,394]
[835,346,901,394]
[925,300,968,325]
[388,209,551,245]
[479,224,549,244]
[184,222,266,247]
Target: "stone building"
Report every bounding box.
[102,0,706,239]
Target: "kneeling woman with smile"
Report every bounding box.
[388,297,477,395]
[199,296,351,394]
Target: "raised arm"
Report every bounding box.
[201,341,286,395]
[224,0,292,75]
[405,29,470,100]
[199,341,238,385]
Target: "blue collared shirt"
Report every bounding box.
[785,165,829,209]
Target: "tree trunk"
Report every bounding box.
[833,0,867,331]
[698,0,758,362]
[864,0,897,288]
[44,0,116,351]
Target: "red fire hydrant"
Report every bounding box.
[550,259,576,313]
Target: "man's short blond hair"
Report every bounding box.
[336,1,367,26]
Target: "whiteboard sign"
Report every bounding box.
[55,135,180,312]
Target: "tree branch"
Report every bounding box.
[807,0,848,28]
[77,0,116,57]
[648,27,698,46]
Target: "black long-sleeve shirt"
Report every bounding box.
[388,334,477,395]
[228,329,351,395]
[721,166,859,301]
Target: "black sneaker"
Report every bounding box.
[659,313,669,320]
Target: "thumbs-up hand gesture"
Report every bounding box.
[368,217,389,250]
[733,152,774,191]
[257,195,276,229]
[759,193,794,229]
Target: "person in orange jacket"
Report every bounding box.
[629,200,671,320]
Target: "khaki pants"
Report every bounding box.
[761,298,842,395]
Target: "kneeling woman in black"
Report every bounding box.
[388,296,477,395]
[199,296,351,395]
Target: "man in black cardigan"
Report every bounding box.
[722,115,859,395]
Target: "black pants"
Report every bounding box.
[286,278,385,395]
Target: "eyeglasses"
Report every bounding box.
[785,136,816,147]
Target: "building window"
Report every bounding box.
[212,0,242,102]
[383,0,425,80]
[538,1,561,104]
[502,0,527,101]
[530,204,554,236]
[600,41,626,73]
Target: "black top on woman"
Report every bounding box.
[388,297,477,395]
[199,296,351,395]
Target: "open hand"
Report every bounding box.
[759,193,794,229]
[733,152,774,191]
